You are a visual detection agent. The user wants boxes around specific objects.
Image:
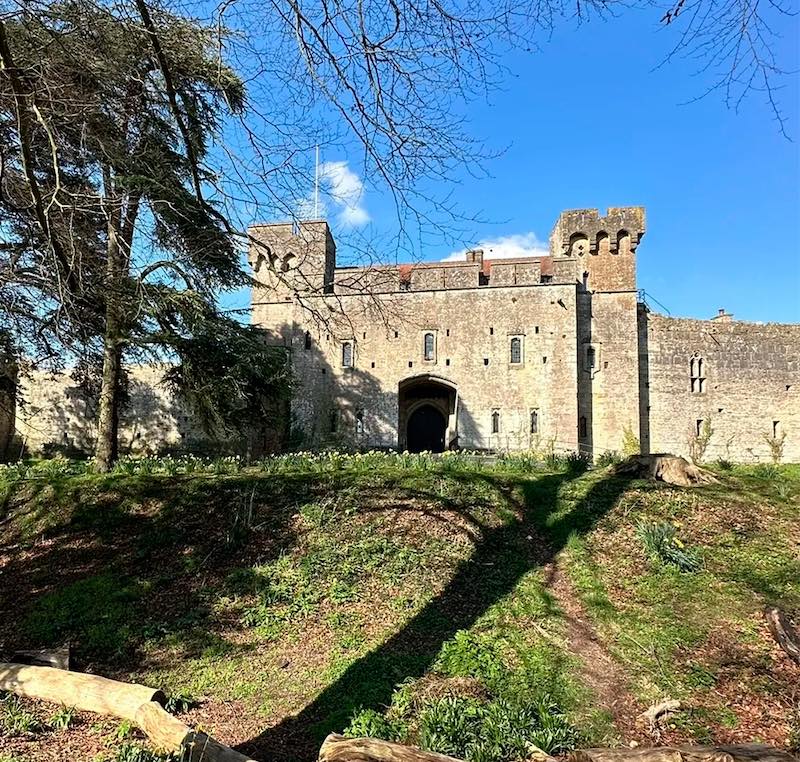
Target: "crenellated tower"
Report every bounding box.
[550,208,646,458]
[550,207,646,292]
[248,219,336,300]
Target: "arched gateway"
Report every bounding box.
[398,375,458,453]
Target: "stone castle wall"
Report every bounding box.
[255,282,581,452]
[4,207,798,463]
[12,365,212,457]
[641,313,800,462]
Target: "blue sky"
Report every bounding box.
[229,3,800,323]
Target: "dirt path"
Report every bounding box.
[544,558,646,742]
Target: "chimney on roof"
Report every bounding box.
[711,308,733,323]
[466,248,484,265]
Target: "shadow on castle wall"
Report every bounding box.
[266,323,480,453]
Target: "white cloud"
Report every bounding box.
[442,232,548,262]
[298,161,370,228]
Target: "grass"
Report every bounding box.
[0,453,798,759]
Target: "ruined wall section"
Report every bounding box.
[643,313,800,462]
[258,284,580,452]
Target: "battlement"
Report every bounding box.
[548,207,645,292]
[249,207,646,300]
[249,219,336,295]
[549,207,646,257]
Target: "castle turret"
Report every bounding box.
[550,207,645,292]
[249,219,336,299]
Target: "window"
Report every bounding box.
[342,341,353,368]
[446,329,450,337]
[690,354,706,393]
[330,410,338,433]
[579,416,588,438]
[510,337,523,364]
[530,409,539,434]
[304,331,312,350]
[535,326,540,334]
[490,327,494,335]
[773,421,781,438]
[423,332,435,361]
[483,358,489,366]
[445,358,451,366]
[355,410,365,435]
[696,419,703,436]
[491,410,500,434]
[587,346,596,371]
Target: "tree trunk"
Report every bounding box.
[0,663,256,762]
[94,331,121,472]
[613,454,717,487]
[569,746,797,762]
[94,168,126,472]
[319,734,481,762]
[318,737,796,762]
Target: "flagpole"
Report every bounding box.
[314,145,319,218]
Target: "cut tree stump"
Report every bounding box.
[0,663,256,762]
[764,606,800,665]
[570,746,797,762]
[613,454,717,487]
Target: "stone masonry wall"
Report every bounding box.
[577,290,641,456]
[252,283,581,452]
[13,366,212,457]
[642,313,800,462]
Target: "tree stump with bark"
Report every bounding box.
[613,454,718,487]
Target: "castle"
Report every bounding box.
[2,207,798,463]
[248,207,799,462]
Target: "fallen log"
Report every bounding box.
[11,645,70,670]
[0,663,256,762]
[764,607,800,665]
[569,745,797,762]
[321,736,797,762]
[320,734,464,762]
[613,454,717,487]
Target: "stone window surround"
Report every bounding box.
[341,340,355,368]
[422,329,437,364]
[508,333,525,366]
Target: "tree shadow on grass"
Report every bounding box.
[238,468,636,762]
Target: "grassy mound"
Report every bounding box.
[0,454,797,761]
